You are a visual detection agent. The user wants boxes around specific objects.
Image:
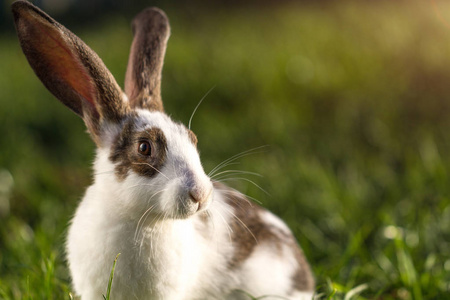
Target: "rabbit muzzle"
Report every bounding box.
[161,170,213,219]
[189,185,213,212]
[179,180,213,217]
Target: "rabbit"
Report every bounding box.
[12,1,315,299]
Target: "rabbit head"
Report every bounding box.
[12,1,213,221]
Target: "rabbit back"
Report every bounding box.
[214,182,315,299]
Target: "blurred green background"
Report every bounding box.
[1,0,450,299]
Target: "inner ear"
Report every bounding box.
[12,1,128,145]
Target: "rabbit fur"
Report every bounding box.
[12,1,315,299]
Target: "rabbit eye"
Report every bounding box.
[138,141,151,156]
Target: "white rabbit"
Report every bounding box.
[12,1,315,299]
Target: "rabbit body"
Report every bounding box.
[67,111,314,299]
[12,1,315,299]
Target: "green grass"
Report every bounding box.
[1,0,450,299]
[103,254,120,300]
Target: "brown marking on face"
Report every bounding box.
[187,129,198,146]
[110,118,167,180]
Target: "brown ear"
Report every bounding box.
[124,7,170,112]
[12,0,128,144]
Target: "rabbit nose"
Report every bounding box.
[189,187,212,210]
[189,190,201,203]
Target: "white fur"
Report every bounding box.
[259,209,292,236]
[236,242,312,300]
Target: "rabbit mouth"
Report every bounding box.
[173,199,204,219]
[170,189,212,219]
[171,203,198,219]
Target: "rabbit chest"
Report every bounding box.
[67,180,234,300]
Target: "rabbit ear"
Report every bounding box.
[124,7,170,112]
[12,1,128,145]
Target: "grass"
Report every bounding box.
[103,254,120,300]
[1,0,450,299]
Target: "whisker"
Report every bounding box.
[125,183,156,190]
[208,145,269,178]
[134,189,167,240]
[213,174,260,183]
[205,210,216,236]
[153,199,171,251]
[135,204,158,241]
[132,162,169,180]
[210,146,269,175]
[235,193,262,205]
[179,195,188,212]
[209,162,241,176]
[135,205,162,242]
[176,196,180,217]
[205,210,222,252]
[210,169,263,180]
[221,204,258,245]
[158,209,170,247]
[210,206,233,243]
[217,177,270,196]
[171,162,179,180]
[188,85,216,130]
[147,209,166,258]
[94,170,115,176]
[215,187,262,205]
[153,213,165,256]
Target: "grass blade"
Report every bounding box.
[344,283,368,300]
[103,253,121,300]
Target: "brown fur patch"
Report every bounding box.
[290,243,315,292]
[110,119,167,180]
[213,182,314,292]
[213,182,282,269]
[187,129,198,146]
